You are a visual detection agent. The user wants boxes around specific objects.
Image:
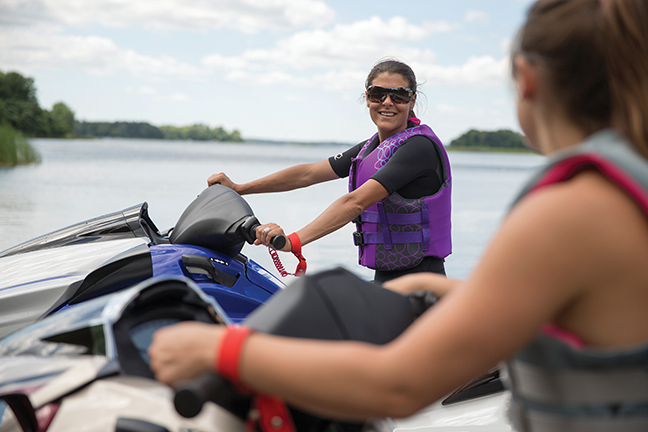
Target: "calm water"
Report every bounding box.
[0,138,544,280]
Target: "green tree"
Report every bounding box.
[0,71,38,103]
[49,102,76,137]
[0,70,73,138]
[449,129,527,150]
[159,123,243,142]
[74,121,164,139]
[0,71,46,136]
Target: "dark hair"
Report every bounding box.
[515,0,648,156]
[603,0,648,157]
[365,59,418,119]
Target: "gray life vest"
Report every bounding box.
[504,129,648,432]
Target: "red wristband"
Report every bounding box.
[287,232,301,254]
[217,325,253,385]
[268,232,307,277]
[287,232,306,276]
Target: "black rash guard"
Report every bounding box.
[328,133,443,198]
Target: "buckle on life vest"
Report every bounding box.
[353,231,364,246]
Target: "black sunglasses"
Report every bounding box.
[366,85,414,104]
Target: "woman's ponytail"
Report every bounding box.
[603,0,648,157]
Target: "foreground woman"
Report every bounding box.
[150,0,648,430]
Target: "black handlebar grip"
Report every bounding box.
[271,234,287,250]
[249,223,287,250]
[174,373,225,418]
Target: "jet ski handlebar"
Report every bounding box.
[239,216,287,250]
[174,374,242,419]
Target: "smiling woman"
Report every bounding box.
[206,59,453,283]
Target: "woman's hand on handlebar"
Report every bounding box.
[149,322,224,386]
[207,172,238,191]
[255,223,291,252]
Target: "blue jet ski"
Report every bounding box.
[0,185,285,339]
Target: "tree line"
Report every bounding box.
[448,129,528,150]
[75,121,242,142]
[0,69,243,142]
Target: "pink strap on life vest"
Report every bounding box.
[531,153,648,216]
[541,324,585,350]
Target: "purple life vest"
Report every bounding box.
[349,123,452,271]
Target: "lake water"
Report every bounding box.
[0,138,544,281]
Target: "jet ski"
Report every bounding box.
[0,269,513,432]
[0,185,285,339]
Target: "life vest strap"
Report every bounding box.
[353,231,423,246]
[358,210,423,225]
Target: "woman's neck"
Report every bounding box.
[378,123,409,143]
[534,111,589,156]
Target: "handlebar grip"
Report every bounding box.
[271,234,286,250]
[249,223,287,250]
[174,372,253,420]
[174,373,224,418]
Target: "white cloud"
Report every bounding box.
[436,104,464,114]
[1,0,335,33]
[138,86,158,95]
[200,16,453,90]
[464,10,490,23]
[0,2,511,103]
[415,55,510,86]
[168,92,188,102]
[0,26,207,81]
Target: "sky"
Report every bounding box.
[1,0,535,145]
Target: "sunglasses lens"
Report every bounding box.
[367,87,387,103]
[390,89,411,104]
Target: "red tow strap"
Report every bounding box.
[248,395,297,432]
[268,232,307,277]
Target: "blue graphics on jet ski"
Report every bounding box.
[0,185,285,339]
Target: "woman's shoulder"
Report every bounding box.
[394,133,441,161]
[513,169,648,265]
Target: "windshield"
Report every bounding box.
[0,296,111,357]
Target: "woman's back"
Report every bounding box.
[528,163,648,348]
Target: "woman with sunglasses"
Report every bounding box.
[208,59,451,282]
[153,0,648,430]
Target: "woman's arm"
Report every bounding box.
[383,273,461,297]
[239,179,606,419]
[152,174,624,421]
[207,159,339,195]
[255,179,389,250]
